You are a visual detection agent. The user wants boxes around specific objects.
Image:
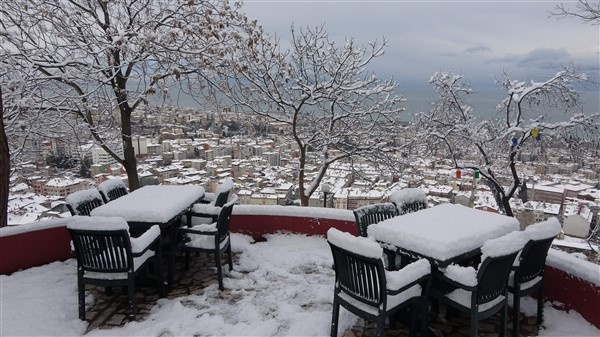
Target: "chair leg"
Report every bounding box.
[216,249,224,291]
[512,287,521,337]
[501,303,507,337]
[127,279,136,321]
[536,284,544,325]
[470,311,478,337]
[330,298,340,337]
[375,315,385,337]
[78,277,86,320]
[155,256,166,298]
[227,244,233,271]
[420,297,429,337]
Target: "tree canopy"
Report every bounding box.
[208,25,407,205]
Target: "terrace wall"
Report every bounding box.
[1,208,598,329]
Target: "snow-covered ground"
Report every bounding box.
[1,233,599,336]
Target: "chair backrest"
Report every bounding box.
[215,195,237,240]
[390,188,428,215]
[328,234,386,309]
[66,188,105,216]
[515,237,554,284]
[397,200,428,215]
[213,178,234,207]
[475,251,520,306]
[67,221,134,275]
[353,203,399,237]
[98,180,129,203]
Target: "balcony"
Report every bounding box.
[1,206,599,336]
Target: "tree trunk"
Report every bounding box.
[120,109,140,190]
[0,86,9,227]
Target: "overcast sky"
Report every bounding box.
[241,0,599,91]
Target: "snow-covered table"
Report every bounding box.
[367,203,520,267]
[90,185,205,233]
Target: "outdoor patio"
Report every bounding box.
[85,244,541,337]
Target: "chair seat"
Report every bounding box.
[509,273,542,291]
[184,232,230,250]
[445,288,506,312]
[338,284,422,316]
[83,249,155,280]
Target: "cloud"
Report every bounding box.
[488,48,572,69]
[464,43,492,54]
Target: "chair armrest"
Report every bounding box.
[189,204,222,216]
[200,192,216,203]
[131,225,161,255]
[433,264,477,291]
[385,259,431,294]
[177,223,218,236]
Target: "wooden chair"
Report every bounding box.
[171,195,238,291]
[389,188,428,215]
[67,216,165,321]
[327,228,430,337]
[430,231,527,337]
[66,188,105,216]
[185,178,234,225]
[509,218,561,337]
[97,179,129,203]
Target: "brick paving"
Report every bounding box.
[82,253,542,336]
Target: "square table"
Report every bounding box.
[90,185,205,234]
[367,203,520,267]
[90,185,205,289]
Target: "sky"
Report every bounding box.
[240,0,600,114]
[1,232,599,336]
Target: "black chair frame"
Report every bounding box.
[99,185,129,204]
[394,200,428,216]
[509,237,554,337]
[67,197,105,216]
[353,203,399,238]
[431,251,520,337]
[68,227,165,321]
[329,242,430,337]
[170,200,235,291]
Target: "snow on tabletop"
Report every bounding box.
[443,264,477,286]
[389,188,427,206]
[130,225,160,253]
[481,230,527,259]
[524,217,561,241]
[385,259,430,290]
[367,203,520,262]
[65,188,102,205]
[327,228,382,259]
[546,249,600,286]
[67,216,128,231]
[97,179,126,194]
[90,185,204,223]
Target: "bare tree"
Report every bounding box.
[415,69,599,216]
[0,0,262,190]
[552,0,600,24]
[0,86,8,227]
[209,25,406,205]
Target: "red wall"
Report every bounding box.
[544,266,600,329]
[229,214,358,241]
[0,226,72,275]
